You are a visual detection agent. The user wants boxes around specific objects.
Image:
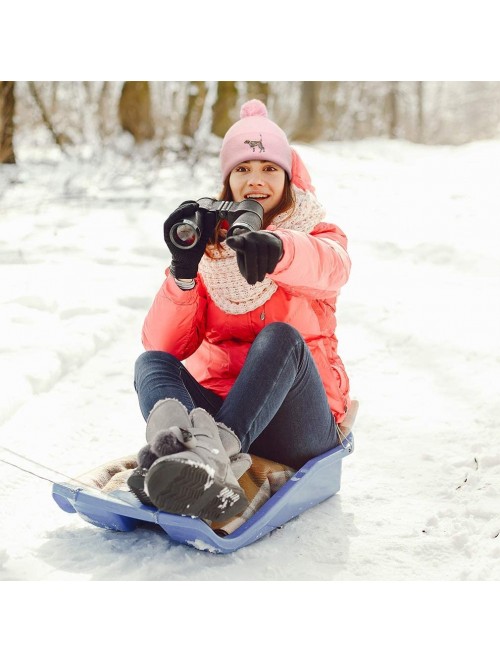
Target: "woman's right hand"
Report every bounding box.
[163,201,210,279]
[226,230,283,285]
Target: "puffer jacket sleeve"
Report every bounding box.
[271,222,351,297]
[141,271,208,359]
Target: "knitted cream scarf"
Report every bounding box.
[198,186,326,314]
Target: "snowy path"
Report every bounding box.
[1,139,499,580]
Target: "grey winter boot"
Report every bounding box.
[127,398,191,506]
[217,423,252,479]
[145,408,249,520]
[146,398,191,455]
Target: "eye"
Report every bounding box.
[263,165,278,172]
[234,165,249,173]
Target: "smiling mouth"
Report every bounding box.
[245,194,270,200]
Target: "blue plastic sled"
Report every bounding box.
[52,433,353,553]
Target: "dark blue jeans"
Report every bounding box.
[134,322,339,469]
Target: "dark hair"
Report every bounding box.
[207,172,296,253]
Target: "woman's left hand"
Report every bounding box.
[226,231,283,285]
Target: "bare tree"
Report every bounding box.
[119,81,155,143]
[211,81,238,137]
[289,81,323,142]
[182,82,208,138]
[416,81,424,142]
[387,82,399,139]
[246,81,269,105]
[28,81,70,153]
[49,81,59,115]
[97,82,111,141]
[0,81,15,163]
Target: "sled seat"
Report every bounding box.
[52,401,357,554]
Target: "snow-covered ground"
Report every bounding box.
[1,136,499,585]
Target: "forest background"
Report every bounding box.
[2,81,500,165]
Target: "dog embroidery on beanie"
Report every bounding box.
[244,134,265,153]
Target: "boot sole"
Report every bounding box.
[146,457,249,521]
[127,468,155,507]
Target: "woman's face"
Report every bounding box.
[229,160,286,215]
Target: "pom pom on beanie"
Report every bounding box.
[239,99,268,118]
[220,99,292,180]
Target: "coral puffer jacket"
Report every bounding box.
[142,221,351,422]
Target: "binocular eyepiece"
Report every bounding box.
[169,197,264,249]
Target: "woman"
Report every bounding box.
[128,99,351,523]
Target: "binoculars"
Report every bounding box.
[168,198,264,249]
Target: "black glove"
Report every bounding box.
[226,231,283,286]
[163,201,211,279]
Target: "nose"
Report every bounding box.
[247,171,264,186]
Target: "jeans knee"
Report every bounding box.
[134,350,177,383]
[134,350,154,377]
[251,323,305,361]
[257,322,302,346]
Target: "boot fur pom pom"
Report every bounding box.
[137,445,158,470]
[151,430,184,457]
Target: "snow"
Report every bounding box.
[1,137,499,593]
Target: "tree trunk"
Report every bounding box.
[28,81,70,152]
[246,81,269,105]
[119,81,155,143]
[211,81,238,137]
[0,81,16,164]
[97,82,111,141]
[416,81,424,142]
[387,82,399,139]
[289,81,322,142]
[182,82,208,138]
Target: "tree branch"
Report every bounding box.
[28,81,69,154]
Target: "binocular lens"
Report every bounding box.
[226,217,259,238]
[170,221,200,249]
[228,226,248,237]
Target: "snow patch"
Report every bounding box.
[186,539,221,554]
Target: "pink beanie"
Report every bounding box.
[220,99,293,181]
